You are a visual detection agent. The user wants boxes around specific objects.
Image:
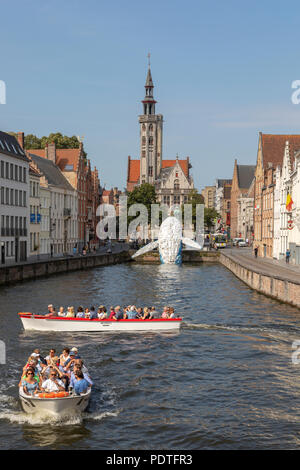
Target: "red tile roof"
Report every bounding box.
[261,134,300,168]
[127,158,189,183]
[27,148,81,171]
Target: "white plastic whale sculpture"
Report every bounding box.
[131,216,203,264]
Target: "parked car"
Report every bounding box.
[238,239,247,247]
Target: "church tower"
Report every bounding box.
[139,58,163,184]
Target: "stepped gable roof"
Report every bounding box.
[237,164,256,189]
[29,152,74,191]
[127,158,189,185]
[0,131,29,161]
[261,134,300,169]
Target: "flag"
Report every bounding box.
[286,193,293,212]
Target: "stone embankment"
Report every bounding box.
[220,250,300,308]
[131,250,220,264]
[0,250,131,286]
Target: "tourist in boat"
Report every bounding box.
[69,363,93,391]
[41,370,66,393]
[75,306,84,318]
[142,307,151,320]
[19,359,41,387]
[22,368,40,396]
[72,370,91,395]
[89,306,98,320]
[45,304,57,317]
[59,348,70,368]
[58,306,66,317]
[114,306,124,320]
[65,306,75,317]
[45,349,58,366]
[169,307,175,318]
[127,306,138,319]
[32,349,47,366]
[108,306,116,320]
[98,306,107,319]
[84,308,90,319]
[161,306,170,319]
[149,307,159,319]
[70,347,80,359]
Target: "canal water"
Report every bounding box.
[1,262,300,449]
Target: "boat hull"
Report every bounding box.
[19,387,91,415]
[18,314,182,332]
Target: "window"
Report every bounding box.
[174,179,180,190]
[0,161,4,178]
[149,166,153,176]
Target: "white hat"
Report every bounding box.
[71,347,78,352]
[31,352,39,357]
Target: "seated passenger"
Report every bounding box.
[89,306,98,320]
[142,307,151,320]
[45,349,57,366]
[169,307,175,318]
[69,364,93,391]
[45,304,56,317]
[72,370,91,395]
[32,349,47,366]
[22,368,40,396]
[59,348,70,368]
[70,347,81,359]
[98,306,107,319]
[76,306,84,318]
[66,306,76,317]
[149,307,159,319]
[58,306,66,317]
[136,307,143,319]
[127,306,137,319]
[84,308,90,319]
[108,306,116,320]
[161,306,170,319]
[41,370,65,393]
[114,306,123,320]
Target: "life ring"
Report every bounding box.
[38,392,56,398]
[53,391,69,398]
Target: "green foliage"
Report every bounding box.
[127,183,157,224]
[204,207,220,229]
[181,189,204,226]
[10,132,81,150]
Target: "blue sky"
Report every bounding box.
[1,0,300,190]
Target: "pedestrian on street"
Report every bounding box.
[286,249,291,264]
[254,246,258,258]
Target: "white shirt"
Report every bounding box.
[42,378,65,392]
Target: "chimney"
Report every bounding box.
[47,141,56,164]
[17,132,24,149]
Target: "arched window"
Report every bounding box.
[174,179,180,190]
[142,124,146,131]
[149,124,153,132]
[142,136,146,146]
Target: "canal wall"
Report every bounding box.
[131,250,220,264]
[0,251,131,286]
[220,252,300,308]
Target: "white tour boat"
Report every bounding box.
[18,312,182,332]
[19,387,91,415]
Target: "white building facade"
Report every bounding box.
[0,131,30,264]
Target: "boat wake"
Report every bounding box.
[182,321,294,342]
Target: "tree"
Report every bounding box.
[204,207,220,231]
[9,132,81,150]
[181,189,204,227]
[127,183,157,228]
